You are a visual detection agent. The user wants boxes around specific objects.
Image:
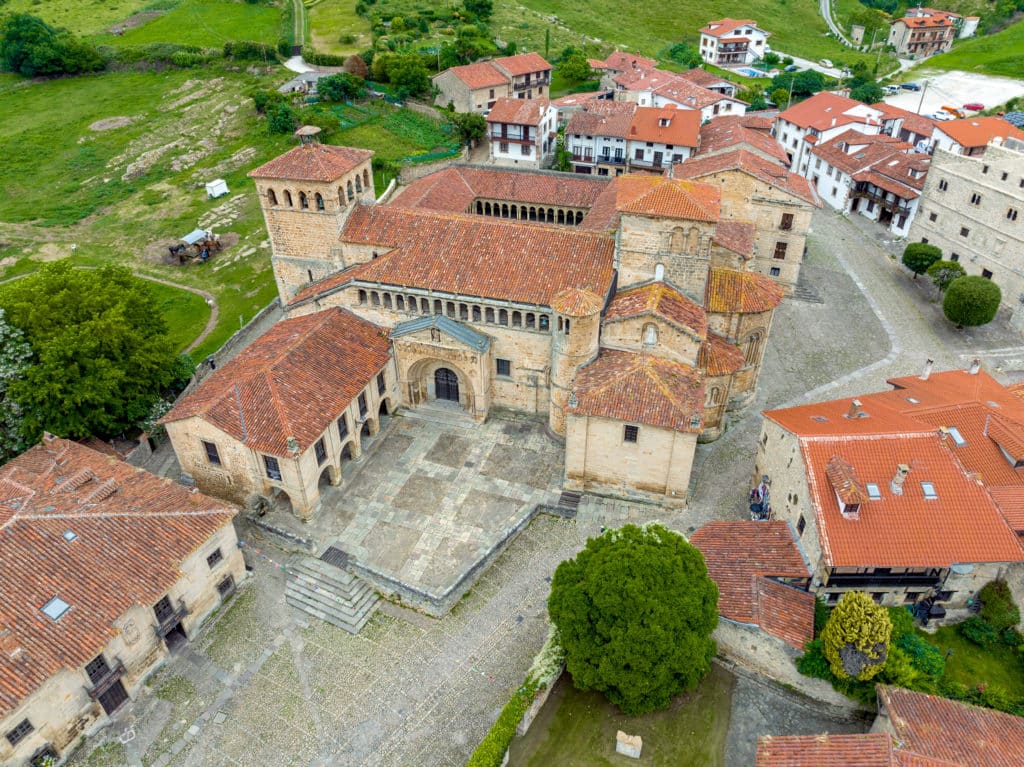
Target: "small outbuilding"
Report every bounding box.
[205,179,229,199]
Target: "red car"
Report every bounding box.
[963,102,984,111]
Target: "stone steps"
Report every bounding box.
[790,282,824,304]
[284,555,379,634]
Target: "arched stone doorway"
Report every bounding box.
[435,367,460,402]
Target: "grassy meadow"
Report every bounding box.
[1,0,147,35]
[306,0,373,56]
[924,21,1024,79]
[91,0,282,48]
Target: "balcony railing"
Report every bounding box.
[86,659,126,700]
[512,77,549,91]
[571,153,595,163]
[630,158,664,169]
[825,573,942,589]
[491,134,533,145]
[854,188,913,216]
[154,603,188,638]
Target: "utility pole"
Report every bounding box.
[787,75,795,109]
[916,80,929,115]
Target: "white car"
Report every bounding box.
[929,111,955,121]
[819,59,833,68]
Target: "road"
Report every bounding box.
[819,0,853,47]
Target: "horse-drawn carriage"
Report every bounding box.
[169,228,222,265]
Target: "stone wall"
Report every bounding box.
[616,213,714,299]
[600,314,702,366]
[397,147,469,184]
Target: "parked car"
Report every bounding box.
[901,82,922,91]
[883,85,901,95]
[784,64,799,72]
[963,102,984,111]
[930,111,955,121]
[819,59,833,68]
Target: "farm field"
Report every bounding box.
[1,0,147,35]
[90,0,282,48]
[922,20,1024,79]
[306,0,373,56]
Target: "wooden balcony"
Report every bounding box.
[154,602,189,638]
[86,658,126,700]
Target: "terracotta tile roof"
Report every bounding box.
[879,685,1024,767]
[699,332,745,376]
[713,220,756,257]
[486,97,551,126]
[551,287,604,316]
[777,92,884,132]
[675,149,820,206]
[577,177,625,231]
[438,61,508,90]
[613,68,679,91]
[896,13,957,27]
[293,206,616,307]
[677,68,734,89]
[698,115,791,165]
[705,267,784,314]
[826,454,870,504]
[989,486,1024,533]
[604,281,708,338]
[690,521,813,648]
[614,175,721,221]
[802,434,1024,567]
[756,733,895,766]
[813,130,930,199]
[742,114,776,130]
[248,143,373,182]
[871,102,937,140]
[987,412,1024,461]
[700,18,759,37]
[163,308,390,456]
[599,51,657,72]
[933,117,1024,149]
[568,350,704,433]
[389,165,610,213]
[652,77,741,111]
[566,101,637,139]
[492,52,551,77]
[627,105,701,147]
[0,438,235,717]
[551,90,609,107]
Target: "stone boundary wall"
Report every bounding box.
[398,146,470,184]
[516,666,564,736]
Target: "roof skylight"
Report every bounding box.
[921,482,938,500]
[947,426,967,446]
[42,596,71,621]
[866,483,882,500]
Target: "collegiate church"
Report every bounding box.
[164,128,815,516]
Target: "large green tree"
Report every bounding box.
[926,259,966,293]
[317,73,367,102]
[901,242,942,278]
[548,524,719,715]
[821,591,892,681]
[943,275,1001,327]
[447,110,487,145]
[558,53,593,83]
[0,13,103,77]
[0,309,32,462]
[0,262,180,442]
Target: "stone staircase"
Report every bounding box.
[790,281,824,304]
[284,555,379,634]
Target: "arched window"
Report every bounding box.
[670,227,685,252]
[655,263,665,281]
[299,192,308,209]
[355,175,362,193]
[339,187,346,206]
[315,193,324,211]
[422,299,431,315]
[472,305,481,322]
[396,295,405,311]
[575,211,583,224]
[267,188,278,206]
[688,226,700,252]
[459,303,469,320]
[557,317,563,332]
[485,307,495,323]
[284,189,293,207]
[446,302,455,318]
[383,293,392,309]
[539,315,549,331]
[347,181,354,201]
[557,209,565,224]
[564,319,571,334]
[358,289,367,304]
[525,313,536,329]
[501,203,509,217]
[371,291,380,306]
[547,208,554,223]
[434,300,443,315]
[363,168,370,187]
[512,311,522,327]
[708,386,722,405]
[643,324,658,346]
[477,201,484,214]
[499,309,508,326]
[744,331,764,365]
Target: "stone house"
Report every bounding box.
[613,69,747,122]
[908,137,1024,330]
[804,129,931,237]
[0,437,243,766]
[695,115,790,166]
[431,52,552,115]
[182,133,795,512]
[698,19,770,66]
[485,97,557,168]
[753,364,1024,622]
[773,93,884,175]
[887,9,959,58]
[589,50,656,90]
[162,307,394,519]
[871,102,937,150]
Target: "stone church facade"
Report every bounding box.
[165,132,799,515]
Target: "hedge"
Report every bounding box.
[303,48,347,66]
[465,679,537,767]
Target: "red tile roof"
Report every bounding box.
[826,454,870,504]
[551,90,610,108]
[675,149,820,207]
[292,206,616,308]
[700,18,759,37]
[566,101,637,139]
[0,438,236,717]
[568,350,704,433]
[677,68,734,89]
[699,332,745,376]
[713,220,756,257]
[389,165,610,213]
[812,129,930,200]
[879,685,1024,767]
[614,175,721,221]
[756,733,895,766]
[439,61,509,90]
[598,51,657,73]
[777,92,884,132]
[933,117,1024,149]
[652,76,742,111]
[871,102,938,140]
[627,105,701,147]
[705,267,784,314]
[492,52,551,77]
[486,97,551,126]
[604,281,708,338]
[248,143,373,182]
[690,521,813,648]
[698,115,791,165]
[988,486,1024,533]
[163,308,390,456]
[551,287,604,316]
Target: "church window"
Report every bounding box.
[797,515,806,536]
[315,193,324,210]
[421,299,430,315]
[485,307,495,323]
[347,181,355,200]
[575,211,583,224]
[557,317,563,332]
[472,306,482,322]
[670,227,685,252]
[358,393,368,417]
[623,425,639,443]
[655,263,665,281]
[358,290,367,304]
[338,415,349,439]
[434,300,443,315]
[643,324,657,346]
[564,319,571,334]
[299,192,309,209]
[499,309,509,326]
[338,187,346,206]
[539,315,549,331]
[459,304,469,320]
[396,295,405,311]
[744,331,764,364]
[446,302,456,318]
[708,386,721,405]
[512,311,522,327]
[525,313,536,329]
[267,188,278,206]
[383,293,392,309]
[363,169,370,188]
[371,292,380,306]
[477,201,484,214]
[355,175,362,193]
[496,359,511,376]
[284,190,293,207]
[377,372,386,395]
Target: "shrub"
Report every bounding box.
[0,13,104,76]
[465,679,536,767]
[267,102,297,134]
[901,242,942,278]
[979,580,1020,632]
[887,606,915,641]
[927,260,966,293]
[943,275,1001,327]
[814,598,831,638]
[303,48,347,66]
[821,592,892,680]
[796,639,833,679]
[223,40,276,61]
[959,615,999,646]
[318,73,367,102]
[895,631,945,680]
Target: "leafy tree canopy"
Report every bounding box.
[318,72,367,102]
[447,110,486,144]
[943,275,1002,327]
[821,591,892,680]
[926,259,966,292]
[850,81,884,104]
[0,262,179,442]
[0,13,104,77]
[901,242,942,277]
[664,41,702,69]
[463,0,493,21]
[548,524,719,715]
[0,308,32,462]
[558,52,593,83]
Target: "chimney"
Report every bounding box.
[846,399,865,419]
[968,357,981,375]
[0,627,23,659]
[286,436,300,454]
[920,358,934,380]
[890,464,910,495]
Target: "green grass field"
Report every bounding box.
[306,0,372,56]
[92,0,282,48]
[925,625,1024,695]
[2,0,147,36]
[923,21,1024,79]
